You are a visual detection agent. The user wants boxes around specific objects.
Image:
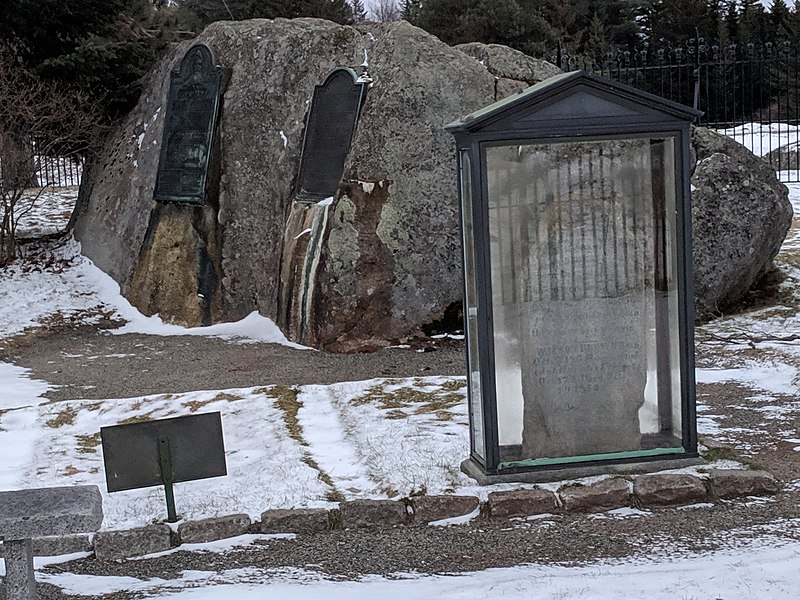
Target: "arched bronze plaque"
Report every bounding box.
[154,44,224,205]
[295,68,368,201]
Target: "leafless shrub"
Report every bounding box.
[370,0,401,22]
[0,54,102,265]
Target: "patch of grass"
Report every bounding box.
[325,490,346,503]
[379,485,400,498]
[701,446,741,463]
[76,433,101,454]
[385,409,408,420]
[183,392,242,412]
[413,394,463,415]
[269,385,304,444]
[439,379,466,392]
[118,413,156,425]
[46,406,78,428]
[64,465,80,476]
[353,380,465,422]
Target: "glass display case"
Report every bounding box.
[446,72,701,480]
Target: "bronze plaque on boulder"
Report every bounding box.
[100,411,227,493]
[296,68,368,201]
[154,44,223,205]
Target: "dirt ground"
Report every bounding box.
[0,319,466,401]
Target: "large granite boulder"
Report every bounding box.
[70,17,791,350]
[71,19,551,350]
[691,127,792,318]
[455,42,562,98]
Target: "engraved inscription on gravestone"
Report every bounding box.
[154,44,224,205]
[487,139,669,459]
[296,68,368,201]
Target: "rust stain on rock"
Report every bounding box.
[311,180,395,352]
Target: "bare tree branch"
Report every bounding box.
[370,0,401,22]
[0,53,104,265]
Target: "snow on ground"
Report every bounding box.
[32,537,800,599]
[0,367,474,528]
[15,187,79,238]
[717,121,800,159]
[0,236,305,347]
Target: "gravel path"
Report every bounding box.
[28,490,800,599]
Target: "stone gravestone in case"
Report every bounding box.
[487,140,654,460]
[153,44,224,205]
[295,68,368,201]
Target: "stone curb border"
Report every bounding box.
[0,469,780,562]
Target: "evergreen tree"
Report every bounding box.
[0,0,174,124]
[401,0,421,22]
[178,0,354,30]
[771,0,792,39]
[351,0,368,21]
[584,13,610,62]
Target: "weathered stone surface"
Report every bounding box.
[259,508,331,534]
[708,469,780,499]
[5,538,35,599]
[0,485,103,540]
[70,19,534,350]
[691,127,792,317]
[411,495,480,524]
[177,513,251,544]
[488,488,558,519]
[559,478,631,512]
[126,203,222,327]
[93,524,172,561]
[455,42,563,84]
[633,474,708,506]
[338,499,408,529]
[307,24,498,351]
[31,533,92,556]
[764,143,800,170]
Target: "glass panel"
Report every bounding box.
[485,138,683,465]
[459,150,485,462]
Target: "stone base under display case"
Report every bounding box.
[461,455,704,485]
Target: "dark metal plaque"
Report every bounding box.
[296,68,368,200]
[101,412,227,493]
[154,44,223,205]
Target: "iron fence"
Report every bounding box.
[0,137,83,189]
[550,40,800,181]
[31,137,83,188]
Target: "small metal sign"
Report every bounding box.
[153,44,224,205]
[295,68,368,201]
[101,412,227,521]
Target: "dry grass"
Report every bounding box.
[352,380,465,422]
[269,385,304,443]
[183,392,242,412]
[76,433,101,454]
[118,413,156,425]
[45,406,78,428]
[268,385,345,502]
